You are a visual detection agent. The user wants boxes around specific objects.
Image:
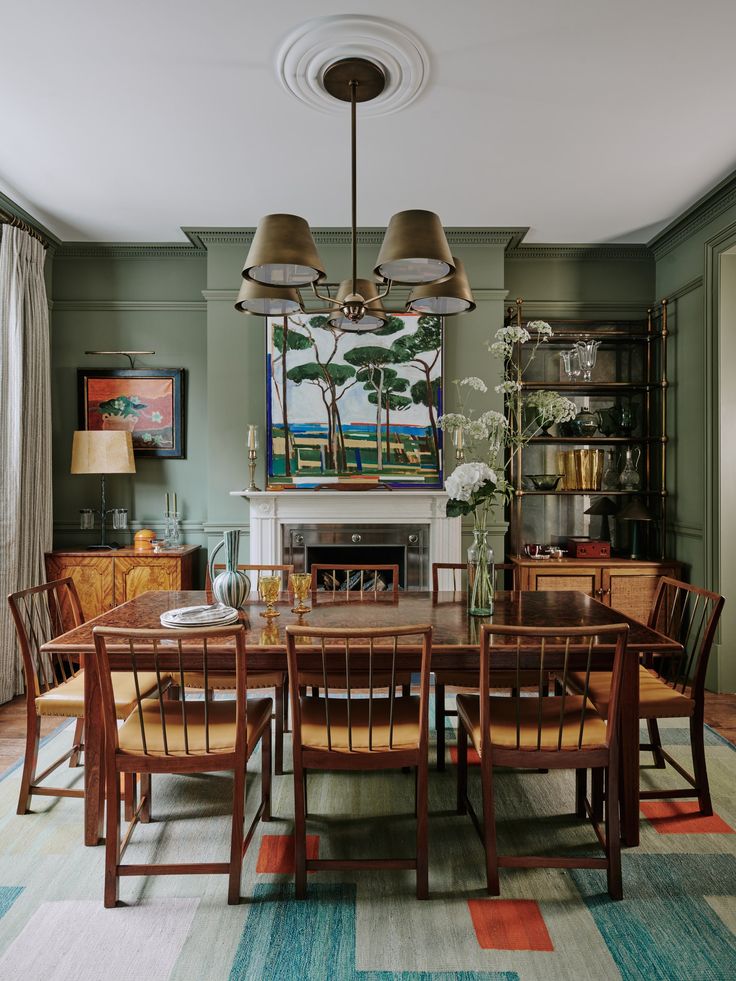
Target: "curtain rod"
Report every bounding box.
[0,208,51,248]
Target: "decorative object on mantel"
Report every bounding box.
[246,425,261,491]
[209,530,251,608]
[438,314,577,613]
[264,312,444,489]
[235,44,474,331]
[77,367,185,458]
[619,497,655,560]
[70,430,136,550]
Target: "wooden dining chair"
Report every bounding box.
[92,623,272,907]
[8,579,161,816]
[286,622,433,899]
[310,563,400,598]
[432,562,543,771]
[192,562,293,775]
[565,578,725,816]
[456,621,629,899]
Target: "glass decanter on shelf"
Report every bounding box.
[601,449,619,491]
[618,446,641,491]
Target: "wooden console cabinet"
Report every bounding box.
[45,546,199,621]
[511,557,682,624]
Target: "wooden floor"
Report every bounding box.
[0,690,734,775]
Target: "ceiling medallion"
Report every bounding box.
[275,14,429,117]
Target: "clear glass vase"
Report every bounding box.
[467,529,495,616]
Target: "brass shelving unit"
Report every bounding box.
[507,299,670,558]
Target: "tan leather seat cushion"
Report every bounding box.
[298,671,412,690]
[36,671,162,719]
[566,665,695,720]
[435,670,544,689]
[456,693,608,753]
[299,695,420,752]
[182,670,285,691]
[117,696,272,756]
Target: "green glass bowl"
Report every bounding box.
[528,474,564,491]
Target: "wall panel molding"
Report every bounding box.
[53,299,207,312]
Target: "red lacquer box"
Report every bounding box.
[566,537,611,559]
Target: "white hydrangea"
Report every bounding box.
[528,319,553,338]
[495,380,522,395]
[459,376,488,393]
[445,462,497,502]
[495,324,531,345]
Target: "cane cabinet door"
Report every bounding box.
[602,563,681,623]
[524,566,599,598]
[45,554,114,621]
[114,557,181,604]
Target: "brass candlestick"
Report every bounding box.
[247,448,261,492]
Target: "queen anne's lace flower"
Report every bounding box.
[459,376,488,393]
[527,320,553,338]
[445,462,497,502]
[437,412,469,432]
[525,390,577,424]
[489,340,511,359]
[495,380,522,395]
[495,324,531,345]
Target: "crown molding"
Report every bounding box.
[55,242,205,259]
[506,243,653,262]
[185,226,529,250]
[0,190,61,247]
[53,299,206,312]
[648,169,736,260]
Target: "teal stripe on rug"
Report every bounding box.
[571,855,736,981]
[229,884,518,981]
[0,887,22,920]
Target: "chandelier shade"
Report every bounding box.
[328,278,388,330]
[407,256,476,315]
[242,214,325,287]
[234,280,302,316]
[374,210,454,284]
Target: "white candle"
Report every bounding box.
[165,492,170,515]
[248,425,258,451]
[173,493,177,514]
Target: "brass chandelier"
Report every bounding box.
[235,57,475,332]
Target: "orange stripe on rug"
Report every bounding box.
[256,835,320,873]
[640,801,735,834]
[448,745,481,765]
[468,898,554,951]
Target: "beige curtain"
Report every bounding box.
[0,225,53,702]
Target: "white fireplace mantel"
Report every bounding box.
[229,490,461,569]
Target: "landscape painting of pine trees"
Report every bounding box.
[266,313,443,488]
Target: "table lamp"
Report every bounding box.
[618,497,654,560]
[71,431,136,550]
[584,497,618,542]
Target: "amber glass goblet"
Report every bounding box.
[290,573,312,616]
[258,575,281,619]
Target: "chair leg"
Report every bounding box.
[457,722,468,815]
[140,773,151,823]
[283,684,290,733]
[17,713,41,815]
[274,683,284,776]
[261,724,272,822]
[104,765,121,908]
[435,682,446,771]
[123,773,137,823]
[416,757,429,899]
[690,709,713,816]
[604,762,623,900]
[591,768,604,823]
[69,718,84,768]
[228,765,246,905]
[646,718,666,769]
[402,682,411,698]
[310,686,319,699]
[575,768,587,818]
[293,763,307,900]
[480,752,500,895]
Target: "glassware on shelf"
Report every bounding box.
[616,404,637,436]
[79,508,95,530]
[618,446,642,491]
[111,508,128,530]
[574,339,602,382]
[560,348,582,380]
[569,405,599,438]
[601,450,620,491]
[258,575,281,619]
[290,573,312,616]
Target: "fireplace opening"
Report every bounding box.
[283,523,428,591]
[307,545,404,590]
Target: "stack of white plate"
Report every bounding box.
[160,604,240,628]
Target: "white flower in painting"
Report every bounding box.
[445,462,497,502]
[495,380,522,395]
[527,319,553,339]
[150,411,163,423]
[459,376,488,393]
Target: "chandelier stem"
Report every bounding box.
[350,78,358,297]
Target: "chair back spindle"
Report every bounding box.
[431,562,513,594]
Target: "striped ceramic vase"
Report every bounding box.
[209,530,250,608]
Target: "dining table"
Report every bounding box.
[40,588,684,850]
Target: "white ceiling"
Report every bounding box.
[2,0,736,244]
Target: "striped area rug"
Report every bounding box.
[0,714,734,980]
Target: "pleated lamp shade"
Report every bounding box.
[242,214,325,287]
[70,431,136,474]
[328,279,388,330]
[407,256,476,315]
[234,280,302,316]
[374,210,454,284]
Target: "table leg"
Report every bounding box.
[619,652,640,847]
[84,662,106,846]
